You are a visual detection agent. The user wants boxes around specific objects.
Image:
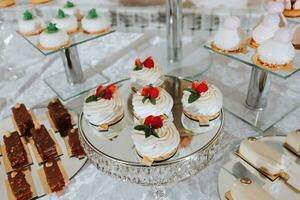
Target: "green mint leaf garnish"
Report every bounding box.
[87,8,98,19]
[97,89,106,98]
[85,95,97,103]
[150,129,159,138]
[188,92,200,103]
[133,66,142,71]
[57,9,65,19]
[134,125,146,131]
[46,23,59,33]
[64,0,74,8]
[142,96,148,104]
[149,97,156,105]
[184,88,197,94]
[134,124,160,138]
[23,10,33,21]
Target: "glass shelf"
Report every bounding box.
[19,29,116,56]
[204,41,300,79]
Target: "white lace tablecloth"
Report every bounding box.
[0,30,299,200]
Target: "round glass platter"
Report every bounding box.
[79,76,224,186]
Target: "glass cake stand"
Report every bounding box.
[19,29,115,101]
[78,76,225,199]
[204,42,300,132]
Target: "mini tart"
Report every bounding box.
[38,30,70,51]
[283,9,300,18]
[18,17,45,36]
[252,53,294,71]
[29,0,50,4]
[81,17,110,35]
[0,0,15,7]
[52,15,79,34]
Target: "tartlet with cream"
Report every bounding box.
[18,10,45,36]
[83,84,124,131]
[52,9,79,34]
[81,8,110,34]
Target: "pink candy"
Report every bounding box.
[266,1,284,14]
[224,16,240,30]
[273,27,292,43]
[263,14,280,27]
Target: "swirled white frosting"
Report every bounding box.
[252,24,278,45]
[132,88,173,119]
[257,39,295,65]
[131,119,180,158]
[83,91,124,125]
[81,16,109,33]
[182,84,223,116]
[130,65,164,87]
[62,7,81,18]
[213,29,246,50]
[39,30,69,49]
[18,16,45,34]
[52,15,78,32]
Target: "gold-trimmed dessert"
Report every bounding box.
[81,8,110,35]
[0,0,15,7]
[132,115,180,166]
[83,84,124,132]
[212,16,247,54]
[18,10,45,36]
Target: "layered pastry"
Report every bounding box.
[31,125,59,161]
[211,16,247,53]
[66,128,85,158]
[47,98,73,137]
[226,177,276,200]
[52,9,79,34]
[3,131,29,169]
[285,129,300,156]
[132,115,180,165]
[29,0,50,4]
[62,1,82,20]
[83,84,124,131]
[11,103,34,137]
[43,160,66,193]
[81,8,110,34]
[7,171,34,200]
[249,14,280,48]
[132,85,173,120]
[0,0,15,7]
[253,27,295,70]
[38,23,70,51]
[281,0,300,18]
[130,56,164,91]
[181,80,222,134]
[18,10,44,36]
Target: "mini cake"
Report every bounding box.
[11,103,34,137]
[181,80,222,134]
[18,10,45,36]
[211,16,247,53]
[226,177,276,200]
[253,27,295,70]
[249,14,280,48]
[29,0,50,4]
[42,160,67,193]
[83,84,124,131]
[81,8,110,34]
[282,0,300,18]
[0,0,15,7]
[7,171,34,200]
[130,56,164,91]
[132,115,180,165]
[132,85,173,120]
[39,23,70,51]
[52,9,79,34]
[285,129,300,156]
[62,0,82,20]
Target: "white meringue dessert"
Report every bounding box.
[250,14,280,48]
[130,56,164,91]
[212,16,247,53]
[132,116,180,164]
[39,23,70,50]
[52,9,79,34]
[181,81,222,134]
[18,10,45,36]
[83,84,124,131]
[81,8,110,34]
[61,0,81,20]
[132,86,173,120]
[285,129,300,155]
[255,27,295,69]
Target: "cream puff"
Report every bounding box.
[212,16,247,53]
[61,1,82,20]
[18,10,45,36]
[81,8,110,34]
[38,23,70,51]
[52,9,79,34]
[181,80,222,134]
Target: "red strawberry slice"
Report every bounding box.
[144,115,154,125]
[150,116,163,129]
[95,85,105,97]
[143,56,154,69]
[196,81,208,93]
[149,87,159,98]
[141,87,150,96]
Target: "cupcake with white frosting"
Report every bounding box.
[281,0,300,18]
[81,8,110,34]
[83,84,124,131]
[61,1,82,20]
[132,85,173,120]
[212,16,247,53]
[18,10,45,36]
[181,80,222,134]
[253,27,295,70]
[52,9,79,34]
[39,23,70,50]
[130,56,164,92]
[249,14,280,48]
[132,115,180,165]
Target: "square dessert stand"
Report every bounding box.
[19,30,115,100]
[204,42,300,132]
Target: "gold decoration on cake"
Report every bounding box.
[183,110,220,126]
